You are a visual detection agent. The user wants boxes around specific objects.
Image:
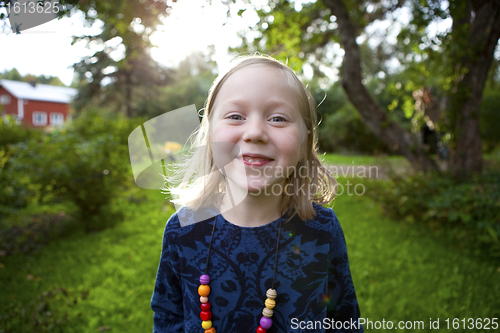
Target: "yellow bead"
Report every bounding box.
[202,320,212,329]
[198,285,210,297]
[262,307,274,318]
[265,298,276,309]
[266,289,277,299]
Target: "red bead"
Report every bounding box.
[256,326,267,333]
[201,302,211,311]
[200,310,212,321]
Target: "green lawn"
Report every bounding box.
[334,191,500,331]
[1,187,499,332]
[320,153,410,170]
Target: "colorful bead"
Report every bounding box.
[205,328,216,333]
[260,317,273,330]
[264,298,276,309]
[256,326,267,333]
[262,307,273,318]
[266,289,277,299]
[201,302,211,311]
[201,320,212,329]
[198,285,210,297]
[200,296,208,303]
[200,310,212,321]
[200,274,210,285]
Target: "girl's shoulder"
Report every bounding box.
[165,205,219,230]
[311,202,340,224]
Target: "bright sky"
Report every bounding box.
[0,0,261,86]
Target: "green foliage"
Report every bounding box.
[0,68,66,86]
[0,117,41,217]
[0,68,23,81]
[369,170,500,257]
[480,87,500,152]
[318,104,389,154]
[336,193,500,328]
[7,110,139,232]
[314,82,390,154]
[71,0,175,115]
[134,52,216,118]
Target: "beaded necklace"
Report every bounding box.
[197,215,284,333]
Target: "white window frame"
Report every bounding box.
[49,112,64,126]
[0,94,10,105]
[33,111,47,126]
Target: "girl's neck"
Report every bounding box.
[220,182,283,228]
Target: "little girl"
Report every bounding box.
[151,55,363,332]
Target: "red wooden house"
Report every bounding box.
[0,79,77,128]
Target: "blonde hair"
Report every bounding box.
[167,55,336,221]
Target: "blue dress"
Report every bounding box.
[151,203,363,332]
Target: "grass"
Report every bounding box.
[320,153,410,170]
[1,185,499,332]
[0,189,173,333]
[333,187,500,331]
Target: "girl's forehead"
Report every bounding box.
[227,64,293,84]
[214,65,301,105]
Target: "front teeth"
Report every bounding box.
[244,157,267,163]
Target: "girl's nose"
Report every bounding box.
[242,117,268,143]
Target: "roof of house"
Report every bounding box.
[0,79,77,104]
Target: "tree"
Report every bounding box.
[0,68,66,86]
[237,0,500,176]
[69,0,176,116]
[0,68,24,81]
[1,0,177,116]
[135,51,217,118]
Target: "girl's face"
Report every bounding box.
[210,64,309,196]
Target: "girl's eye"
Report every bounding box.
[227,114,243,120]
[270,116,286,122]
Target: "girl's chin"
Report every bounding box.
[247,181,285,196]
[224,177,286,196]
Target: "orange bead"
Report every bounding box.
[205,328,216,333]
[198,285,210,297]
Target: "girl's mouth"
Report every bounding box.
[241,154,274,167]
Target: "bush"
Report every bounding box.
[368,170,500,257]
[0,116,41,218]
[317,104,390,154]
[8,110,139,232]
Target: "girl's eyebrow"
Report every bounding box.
[220,98,297,112]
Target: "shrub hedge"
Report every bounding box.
[1,110,140,238]
[368,170,500,258]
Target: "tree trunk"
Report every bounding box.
[448,0,500,178]
[323,0,439,172]
[125,69,133,118]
